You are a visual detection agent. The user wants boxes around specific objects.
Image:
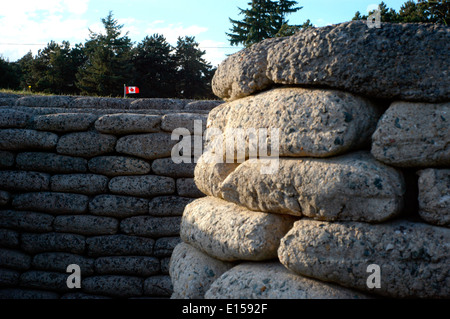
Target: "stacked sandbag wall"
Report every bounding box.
[0,94,221,298]
[169,21,449,299]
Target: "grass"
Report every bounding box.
[0,88,57,97]
[0,88,139,99]
[0,88,220,101]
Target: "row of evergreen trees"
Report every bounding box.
[0,12,215,99]
[352,0,449,24]
[225,0,448,49]
[225,0,448,48]
[1,1,448,98]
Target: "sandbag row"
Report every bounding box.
[170,21,449,299]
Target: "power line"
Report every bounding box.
[0,43,48,46]
[0,43,244,49]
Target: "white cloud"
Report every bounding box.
[151,20,165,25]
[118,18,141,38]
[0,0,90,61]
[1,0,89,16]
[314,18,333,27]
[86,21,104,36]
[367,4,380,13]
[145,23,208,44]
[199,39,239,67]
[63,0,89,15]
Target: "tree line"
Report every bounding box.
[353,0,449,24]
[226,0,448,49]
[1,1,448,98]
[0,12,216,99]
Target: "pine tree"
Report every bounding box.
[132,34,177,98]
[173,36,215,99]
[397,0,428,22]
[16,51,34,90]
[422,0,449,25]
[227,0,306,47]
[0,56,20,90]
[273,0,303,31]
[28,41,83,95]
[76,11,133,97]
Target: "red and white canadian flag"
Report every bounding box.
[126,86,139,94]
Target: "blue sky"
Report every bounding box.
[0,0,407,66]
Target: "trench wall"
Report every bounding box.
[0,94,220,299]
